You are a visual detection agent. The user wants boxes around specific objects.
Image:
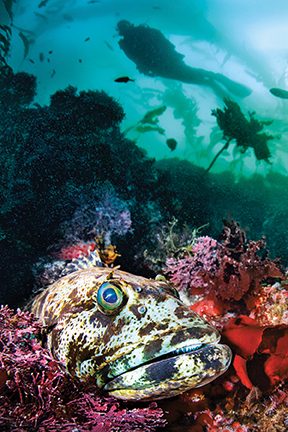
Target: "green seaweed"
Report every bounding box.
[123,105,167,137]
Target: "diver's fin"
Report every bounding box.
[63,250,103,275]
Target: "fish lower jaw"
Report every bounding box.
[103,342,232,401]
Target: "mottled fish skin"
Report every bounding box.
[31,266,232,401]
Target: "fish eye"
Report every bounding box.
[97,282,125,313]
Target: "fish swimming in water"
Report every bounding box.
[269,87,288,99]
[31,251,231,401]
[114,76,135,83]
[166,138,177,151]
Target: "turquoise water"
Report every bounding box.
[5,0,288,174]
[1,0,288,305]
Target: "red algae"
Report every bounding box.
[0,306,166,431]
[2,218,288,431]
[161,220,288,431]
[165,220,283,305]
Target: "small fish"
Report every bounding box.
[84,37,90,42]
[28,58,35,64]
[50,69,56,78]
[269,87,288,99]
[48,50,53,54]
[78,59,83,63]
[105,40,114,51]
[114,76,135,83]
[166,138,177,151]
[31,251,231,401]
[38,0,49,7]
[88,0,100,3]
[39,52,45,62]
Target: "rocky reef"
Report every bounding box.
[1,64,288,431]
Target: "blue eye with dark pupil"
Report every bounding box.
[97,282,124,312]
[103,288,118,304]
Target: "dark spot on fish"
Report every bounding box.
[86,286,98,298]
[67,274,79,284]
[174,306,188,319]
[101,317,126,346]
[139,322,154,337]
[50,327,61,356]
[46,322,57,333]
[89,310,112,327]
[203,355,222,371]
[146,357,177,382]
[186,326,212,340]
[48,50,53,54]
[78,59,82,63]
[143,339,163,359]
[171,331,187,346]
[84,37,90,42]
[141,284,165,299]
[67,340,79,374]
[77,346,94,365]
[129,304,144,319]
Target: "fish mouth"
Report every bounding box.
[103,341,232,401]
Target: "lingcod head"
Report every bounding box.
[31,267,231,401]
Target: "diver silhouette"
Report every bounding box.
[117,20,251,99]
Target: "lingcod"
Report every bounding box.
[31,252,232,401]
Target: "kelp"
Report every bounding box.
[3,0,13,21]
[123,105,167,137]
[18,31,34,59]
[207,99,274,172]
[0,24,11,66]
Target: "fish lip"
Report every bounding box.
[103,339,224,385]
[103,341,232,395]
[99,326,221,386]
